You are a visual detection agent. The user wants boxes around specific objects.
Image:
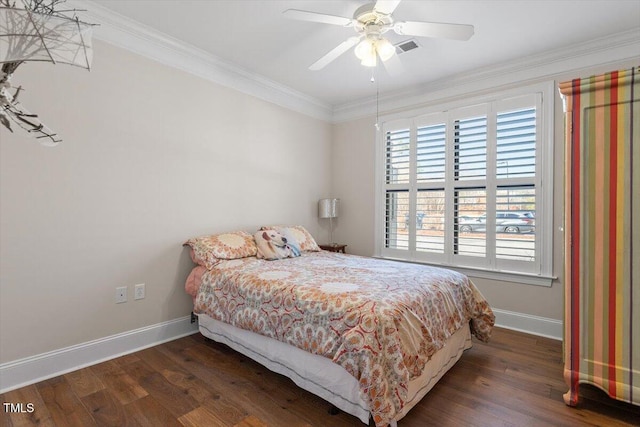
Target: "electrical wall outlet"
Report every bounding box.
[134,283,145,300]
[115,286,127,304]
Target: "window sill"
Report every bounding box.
[373,256,556,287]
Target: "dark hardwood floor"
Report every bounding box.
[2,327,639,426]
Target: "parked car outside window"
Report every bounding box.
[458,212,535,234]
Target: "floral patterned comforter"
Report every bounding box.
[191,252,494,426]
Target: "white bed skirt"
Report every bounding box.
[197,314,472,425]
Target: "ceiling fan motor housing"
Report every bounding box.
[353,3,394,37]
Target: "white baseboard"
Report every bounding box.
[0,316,198,394]
[0,309,561,394]
[492,308,563,341]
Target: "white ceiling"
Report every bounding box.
[89,0,640,107]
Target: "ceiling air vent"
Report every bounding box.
[395,39,420,54]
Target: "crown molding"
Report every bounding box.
[332,29,640,122]
[72,0,333,122]
[70,2,638,125]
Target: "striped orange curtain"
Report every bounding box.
[559,67,639,406]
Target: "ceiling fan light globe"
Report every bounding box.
[354,39,374,60]
[361,53,377,67]
[376,38,395,61]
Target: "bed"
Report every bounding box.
[184,229,494,427]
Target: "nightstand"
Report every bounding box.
[319,244,347,253]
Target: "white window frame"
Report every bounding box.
[374,82,555,286]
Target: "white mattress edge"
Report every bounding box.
[197,315,471,425]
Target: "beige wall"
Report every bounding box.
[330,59,639,322]
[1,36,636,366]
[0,41,332,363]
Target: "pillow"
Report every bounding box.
[260,225,320,252]
[254,229,301,260]
[185,266,206,298]
[184,230,257,269]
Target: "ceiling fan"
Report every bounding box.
[283,0,474,71]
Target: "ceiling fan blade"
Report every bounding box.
[283,9,353,26]
[394,21,474,41]
[374,0,402,15]
[309,36,361,70]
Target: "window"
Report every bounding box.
[376,84,554,285]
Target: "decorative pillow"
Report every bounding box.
[254,229,301,260]
[260,225,320,252]
[184,230,257,269]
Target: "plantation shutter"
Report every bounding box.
[495,107,537,264]
[384,124,411,252]
[376,88,550,281]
